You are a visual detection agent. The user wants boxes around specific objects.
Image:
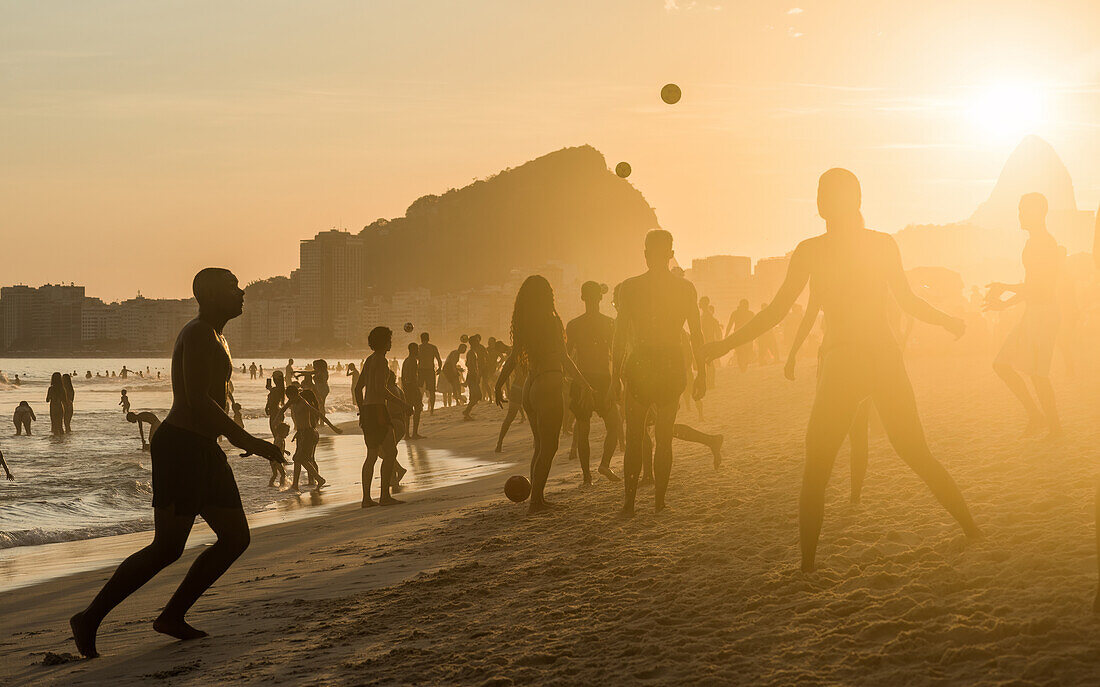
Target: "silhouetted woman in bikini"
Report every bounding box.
[496,275,594,514]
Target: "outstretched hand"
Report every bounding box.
[239,436,288,465]
[4,472,13,482]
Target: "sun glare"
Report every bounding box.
[966,81,1050,143]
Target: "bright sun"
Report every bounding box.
[966,81,1050,143]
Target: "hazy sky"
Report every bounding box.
[2,0,1098,300]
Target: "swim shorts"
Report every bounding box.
[151,422,242,517]
[359,403,392,450]
[622,346,686,406]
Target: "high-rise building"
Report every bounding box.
[0,284,84,352]
[298,230,364,343]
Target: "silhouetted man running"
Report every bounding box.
[566,281,620,484]
[71,268,284,658]
[612,229,707,515]
[417,332,443,415]
[704,169,980,572]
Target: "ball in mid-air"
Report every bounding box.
[504,475,532,503]
[615,162,632,178]
[403,322,414,333]
[460,334,469,344]
[661,83,681,105]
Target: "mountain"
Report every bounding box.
[970,135,1080,235]
[357,145,659,295]
[896,136,1095,284]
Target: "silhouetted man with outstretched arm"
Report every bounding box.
[71,268,284,659]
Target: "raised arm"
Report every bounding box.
[494,348,518,406]
[884,237,964,337]
[705,243,812,361]
[784,293,821,380]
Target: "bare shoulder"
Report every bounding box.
[178,318,217,347]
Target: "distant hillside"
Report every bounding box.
[357,145,659,294]
[895,136,1095,285]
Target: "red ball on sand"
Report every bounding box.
[505,475,532,503]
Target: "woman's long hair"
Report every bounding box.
[50,372,63,391]
[62,373,74,401]
[510,275,564,364]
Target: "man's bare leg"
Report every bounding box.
[1031,375,1062,438]
[154,505,250,640]
[379,432,404,505]
[71,507,194,657]
[994,363,1044,435]
[652,402,678,512]
[599,404,621,481]
[575,415,593,484]
[848,400,871,504]
[671,423,724,469]
[621,395,648,516]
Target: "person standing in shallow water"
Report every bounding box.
[355,326,414,507]
[495,275,595,514]
[61,374,75,433]
[46,373,65,436]
[704,169,981,572]
[70,268,285,659]
[986,193,1064,439]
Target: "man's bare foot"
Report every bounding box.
[395,466,408,484]
[598,465,620,482]
[70,611,100,658]
[639,476,654,486]
[153,615,208,641]
[710,435,724,469]
[494,445,504,453]
[361,498,378,508]
[316,477,327,488]
[528,500,552,515]
[379,495,405,506]
[618,504,635,518]
[801,560,816,573]
[1045,426,1064,441]
[655,499,667,513]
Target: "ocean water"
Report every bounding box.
[0,357,501,555]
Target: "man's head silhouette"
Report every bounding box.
[644,229,674,270]
[817,168,863,227]
[193,268,243,318]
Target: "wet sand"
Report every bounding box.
[2,354,1098,685]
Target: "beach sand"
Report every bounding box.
[2,353,1098,685]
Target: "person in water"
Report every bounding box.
[986,192,1065,439]
[0,449,13,481]
[13,401,36,435]
[496,275,595,514]
[127,411,162,451]
[355,326,414,507]
[269,421,290,488]
[402,343,424,439]
[703,169,981,572]
[119,389,131,415]
[463,334,484,420]
[71,268,285,659]
[612,229,708,515]
[46,373,66,436]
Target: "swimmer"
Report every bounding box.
[13,401,36,435]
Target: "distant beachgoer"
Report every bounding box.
[86,370,92,379]
[118,389,130,415]
[231,402,244,428]
[612,230,707,515]
[704,168,980,571]
[494,360,528,453]
[285,358,294,380]
[71,267,285,658]
[62,373,75,433]
[269,421,290,487]
[443,344,466,405]
[355,326,413,507]
[346,362,360,404]
[312,359,330,413]
[417,333,444,415]
[0,449,13,481]
[402,343,424,439]
[565,280,621,484]
[120,366,131,379]
[127,411,162,450]
[13,401,36,435]
[725,300,755,372]
[13,374,21,386]
[496,275,594,514]
[283,385,339,491]
[986,193,1064,439]
[463,334,484,420]
[46,373,66,436]
[249,362,257,380]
